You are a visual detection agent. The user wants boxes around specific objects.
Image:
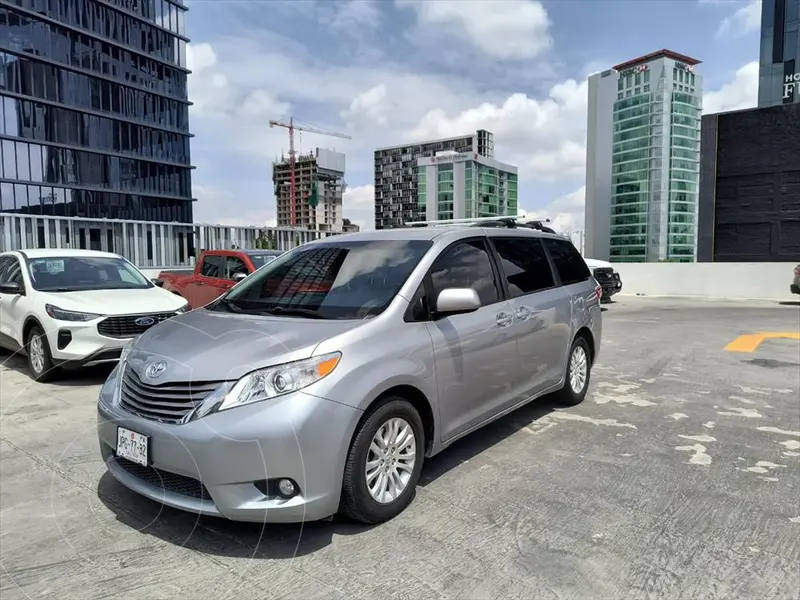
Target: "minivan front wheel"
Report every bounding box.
[340,398,425,524]
[556,336,592,406]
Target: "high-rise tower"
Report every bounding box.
[585,50,703,262]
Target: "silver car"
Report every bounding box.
[97,223,602,524]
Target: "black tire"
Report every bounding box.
[555,336,592,407]
[339,397,425,524]
[26,325,58,382]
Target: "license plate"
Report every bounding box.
[117,426,149,467]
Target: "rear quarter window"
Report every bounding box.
[542,238,591,286]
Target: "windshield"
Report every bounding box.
[26,256,153,292]
[214,240,432,319]
[248,253,282,269]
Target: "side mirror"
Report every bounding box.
[0,282,23,295]
[435,288,480,317]
[152,278,165,287]
[233,272,247,282]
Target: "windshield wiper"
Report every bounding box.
[44,287,82,292]
[261,306,329,319]
[215,298,242,313]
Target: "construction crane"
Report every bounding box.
[269,117,352,227]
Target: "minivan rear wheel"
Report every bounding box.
[556,336,592,406]
[339,398,425,524]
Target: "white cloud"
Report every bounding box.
[703,61,759,114]
[523,186,586,235]
[396,0,552,60]
[193,184,276,226]
[341,84,389,127]
[342,184,376,230]
[716,0,761,38]
[328,0,382,31]
[406,79,589,181]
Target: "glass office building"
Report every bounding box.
[0,0,193,222]
[416,151,518,222]
[586,50,703,262]
[758,0,800,107]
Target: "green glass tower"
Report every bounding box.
[586,50,702,262]
[416,152,518,221]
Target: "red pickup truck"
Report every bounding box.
[158,249,282,309]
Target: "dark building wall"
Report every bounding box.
[698,103,800,262]
[0,0,194,222]
[697,115,718,262]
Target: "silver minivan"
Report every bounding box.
[97,222,602,524]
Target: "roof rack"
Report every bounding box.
[404,213,557,234]
[405,214,530,227]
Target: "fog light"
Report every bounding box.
[57,329,72,350]
[277,478,297,498]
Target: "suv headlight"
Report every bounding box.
[217,352,341,412]
[45,304,102,322]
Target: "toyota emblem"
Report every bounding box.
[135,316,156,327]
[145,361,167,379]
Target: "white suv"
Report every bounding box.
[0,249,189,381]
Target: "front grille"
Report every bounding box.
[119,367,222,424]
[113,455,212,500]
[97,312,176,339]
[593,267,615,284]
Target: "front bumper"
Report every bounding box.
[600,283,622,298]
[47,318,128,367]
[97,370,363,523]
[600,278,622,299]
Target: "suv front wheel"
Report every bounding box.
[340,398,425,524]
[27,325,58,382]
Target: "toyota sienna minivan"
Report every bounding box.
[97,220,602,524]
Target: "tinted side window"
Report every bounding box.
[429,240,500,306]
[543,238,591,286]
[404,283,430,322]
[492,237,555,297]
[226,257,248,278]
[5,258,23,286]
[200,255,224,277]
[0,257,11,283]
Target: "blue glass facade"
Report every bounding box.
[0,0,194,221]
[758,0,800,107]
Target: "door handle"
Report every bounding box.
[516,306,532,321]
[496,312,514,327]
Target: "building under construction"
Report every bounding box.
[273,148,347,232]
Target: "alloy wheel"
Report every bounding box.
[29,334,45,374]
[569,345,588,394]
[365,417,416,504]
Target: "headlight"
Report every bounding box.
[45,304,102,322]
[217,352,342,412]
[174,300,190,314]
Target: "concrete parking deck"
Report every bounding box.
[1,297,799,599]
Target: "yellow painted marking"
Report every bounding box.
[725,332,800,353]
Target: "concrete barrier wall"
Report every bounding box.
[613,262,797,301]
[140,263,799,301]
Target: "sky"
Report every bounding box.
[185,0,764,232]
